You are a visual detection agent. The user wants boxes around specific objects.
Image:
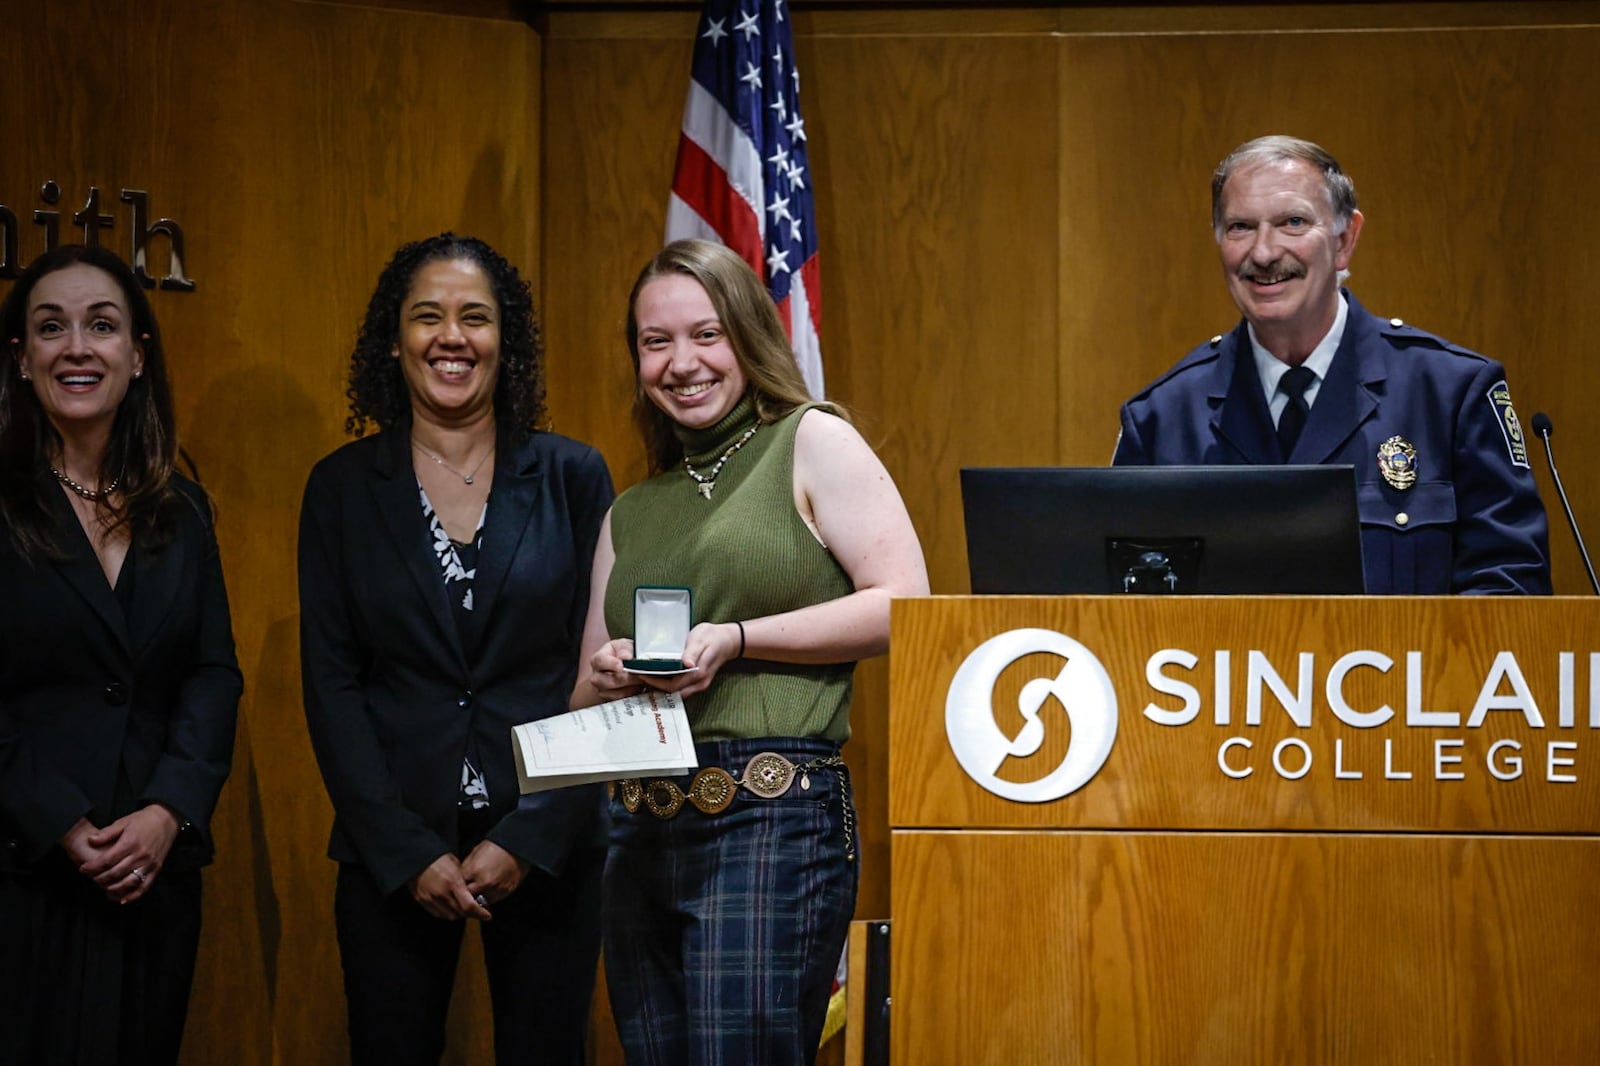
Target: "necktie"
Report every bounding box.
[1276,366,1316,460]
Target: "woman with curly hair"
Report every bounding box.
[298,233,612,1065]
[0,244,241,1063]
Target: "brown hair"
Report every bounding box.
[624,239,837,474]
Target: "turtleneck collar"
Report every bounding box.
[677,394,759,464]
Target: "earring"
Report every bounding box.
[133,369,143,379]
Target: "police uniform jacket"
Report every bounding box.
[1112,291,1551,595]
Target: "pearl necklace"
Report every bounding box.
[51,465,121,502]
[683,422,760,499]
[412,438,493,485]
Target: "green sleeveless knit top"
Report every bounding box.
[605,397,856,741]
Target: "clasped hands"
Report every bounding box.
[408,839,529,921]
[60,803,181,905]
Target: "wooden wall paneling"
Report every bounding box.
[891,830,1600,1065]
[539,26,693,485]
[808,32,1062,597]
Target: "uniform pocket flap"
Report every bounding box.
[1359,480,1456,532]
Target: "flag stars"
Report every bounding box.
[770,93,788,121]
[702,17,728,45]
[775,0,786,21]
[735,8,761,40]
[785,160,806,191]
[785,114,806,142]
[790,217,803,243]
[767,245,791,276]
[740,61,762,91]
[767,143,790,169]
[767,193,793,224]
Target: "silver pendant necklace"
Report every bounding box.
[683,422,760,499]
[412,438,493,485]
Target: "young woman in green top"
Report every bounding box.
[572,239,927,1064]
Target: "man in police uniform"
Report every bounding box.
[1113,135,1551,594]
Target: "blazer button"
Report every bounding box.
[458,691,473,709]
[104,682,130,705]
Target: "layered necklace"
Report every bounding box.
[683,422,760,499]
[412,438,494,485]
[51,465,121,502]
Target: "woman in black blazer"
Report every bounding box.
[299,234,613,1065]
[0,244,242,1064]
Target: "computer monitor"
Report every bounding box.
[960,465,1365,594]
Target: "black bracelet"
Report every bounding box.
[735,620,746,659]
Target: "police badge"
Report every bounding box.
[1377,436,1418,490]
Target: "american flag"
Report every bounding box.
[666,0,824,398]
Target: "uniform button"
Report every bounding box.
[104,682,129,705]
[458,691,473,709]
[1209,334,1223,346]
[1390,317,1404,327]
[1396,512,1409,526]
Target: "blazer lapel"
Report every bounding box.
[1209,327,1281,464]
[43,484,132,655]
[466,438,542,653]
[368,429,468,668]
[1291,295,1383,463]
[127,526,183,656]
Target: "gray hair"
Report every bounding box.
[1211,135,1359,240]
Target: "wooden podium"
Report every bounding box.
[888,597,1600,1064]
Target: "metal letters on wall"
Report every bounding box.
[0,180,196,290]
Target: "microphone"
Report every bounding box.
[1532,412,1600,594]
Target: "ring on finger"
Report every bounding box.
[132,867,147,883]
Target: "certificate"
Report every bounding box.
[512,690,697,794]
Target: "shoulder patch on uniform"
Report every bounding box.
[1487,379,1531,469]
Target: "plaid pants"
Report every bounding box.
[603,737,858,1066]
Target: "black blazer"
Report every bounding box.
[298,428,614,896]
[0,476,242,873]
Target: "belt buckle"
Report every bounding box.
[687,766,737,814]
[619,778,643,814]
[741,751,796,799]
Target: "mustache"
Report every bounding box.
[1236,259,1305,284]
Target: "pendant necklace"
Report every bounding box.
[684,422,760,499]
[412,438,493,485]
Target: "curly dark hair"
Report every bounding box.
[0,244,182,561]
[344,233,546,441]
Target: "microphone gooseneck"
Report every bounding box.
[1532,412,1600,595]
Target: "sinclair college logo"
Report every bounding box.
[944,628,1119,802]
